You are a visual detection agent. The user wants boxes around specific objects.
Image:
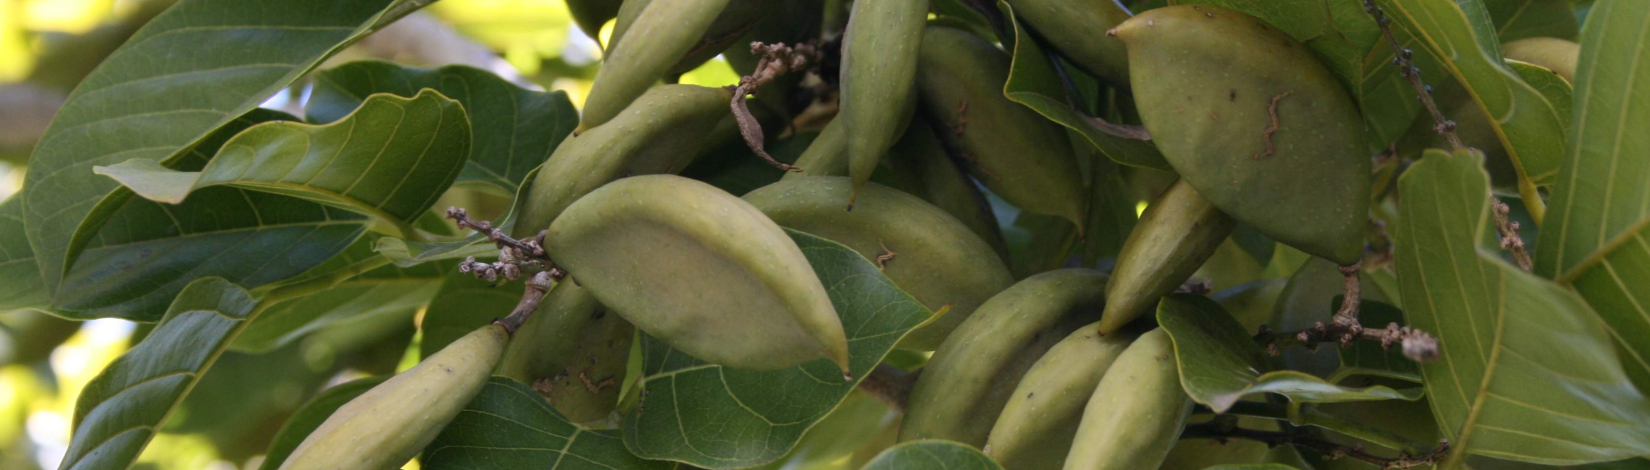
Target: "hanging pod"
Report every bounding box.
[1061,327,1193,470]
[916,25,1088,229]
[900,269,1107,446]
[514,84,732,238]
[744,177,1012,350]
[840,0,928,200]
[1502,37,1580,82]
[608,0,778,78]
[278,324,509,470]
[1111,5,1369,265]
[787,92,918,181]
[495,281,632,426]
[1097,179,1235,334]
[580,0,731,130]
[1002,0,1133,84]
[545,175,850,372]
[986,322,1139,470]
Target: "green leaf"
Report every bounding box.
[1486,0,1579,42]
[1377,0,1568,188]
[307,60,577,193]
[1534,0,1650,395]
[622,230,933,469]
[998,2,1171,170]
[22,0,429,298]
[1394,148,1650,466]
[95,90,471,239]
[1158,294,1421,414]
[859,440,1003,470]
[1205,466,1302,470]
[374,166,543,267]
[422,377,676,470]
[257,376,387,470]
[419,268,523,358]
[59,277,258,470]
[0,196,47,313]
[232,236,443,352]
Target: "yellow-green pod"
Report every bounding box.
[785,117,849,179]
[743,177,1013,351]
[841,0,928,198]
[1002,0,1132,84]
[568,0,623,47]
[1098,179,1235,334]
[515,84,732,237]
[916,25,1087,228]
[1061,328,1193,470]
[546,175,850,372]
[495,281,631,426]
[1502,37,1580,82]
[279,324,509,470]
[900,269,1108,446]
[986,322,1136,470]
[581,0,730,130]
[609,0,776,78]
[1111,5,1368,264]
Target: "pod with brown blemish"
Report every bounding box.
[545,175,850,372]
[1098,179,1235,335]
[1110,5,1368,265]
[1002,0,1133,84]
[495,281,632,426]
[840,0,928,199]
[743,176,1013,351]
[900,269,1108,446]
[985,322,1138,470]
[916,25,1088,229]
[580,0,731,130]
[1061,327,1193,470]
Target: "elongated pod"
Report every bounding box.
[1111,5,1368,264]
[609,0,776,77]
[546,175,849,372]
[1061,328,1193,470]
[986,323,1137,470]
[514,84,732,237]
[916,25,1087,228]
[744,177,1013,350]
[899,120,1010,263]
[1099,179,1235,334]
[495,281,631,425]
[581,0,729,130]
[1502,37,1580,82]
[1002,0,1132,84]
[840,0,927,198]
[279,324,508,470]
[901,269,1107,446]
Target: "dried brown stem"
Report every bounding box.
[1491,199,1533,271]
[1332,263,1363,327]
[1181,421,1449,470]
[856,365,917,414]
[448,207,566,283]
[730,41,821,172]
[1363,0,1463,151]
[495,270,554,335]
[1257,319,1440,363]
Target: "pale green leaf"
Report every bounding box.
[422,377,677,470]
[860,440,1002,470]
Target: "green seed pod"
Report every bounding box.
[785,117,849,179]
[1002,0,1132,84]
[916,25,1088,229]
[279,324,509,470]
[495,281,632,426]
[1098,179,1235,334]
[546,175,850,372]
[1111,5,1369,264]
[840,0,928,198]
[609,0,777,78]
[581,0,730,130]
[1061,328,1193,470]
[985,322,1138,470]
[514,84,732,238]
[743,177,1013,351]
[1502,37,1580,83]
[901,269,1108,446]
[567,0,623,47]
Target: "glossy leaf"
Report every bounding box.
[1159,294,1421,413]
[1535,0,1650,394]
[622,230,933,469]
[257,376,387,470]
[232,235,443,352]
[308,60,577,193]
[0,197,46,313]
[59,277,257,470]
[422,377,676,470]
[22,0,429,297]
[1394,149,1650,466]
[96,90,470,238]
[1377,0,1568,187]
[860,440,1003,470]
[1486,0,1578,42]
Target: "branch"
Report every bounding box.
[494,270,554,335]
[856,365,917,414]
[446,207,568,284]
[730,42,821,172]
[1490,199,1533,271]
[1181,420,1449,470]
[1362,1,1461,151]
[1255,263,1440,362]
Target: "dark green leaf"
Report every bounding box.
[22,0,429,298]
[622,230,933,469]
[860,440,1002,470]
[1486,0,1579,42]
[308,60,577,193]
[1158,294,1421,413]
[1534,0,1650,394]
[257,376,388,470]
[60,277,257,470]
[419,268,523,358]
[1394,148,1650,465]
[750,392,897,470]
[0,196,47,313]
[232,236,442,352]
[95,90,470,238]
[422,377,676,470]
